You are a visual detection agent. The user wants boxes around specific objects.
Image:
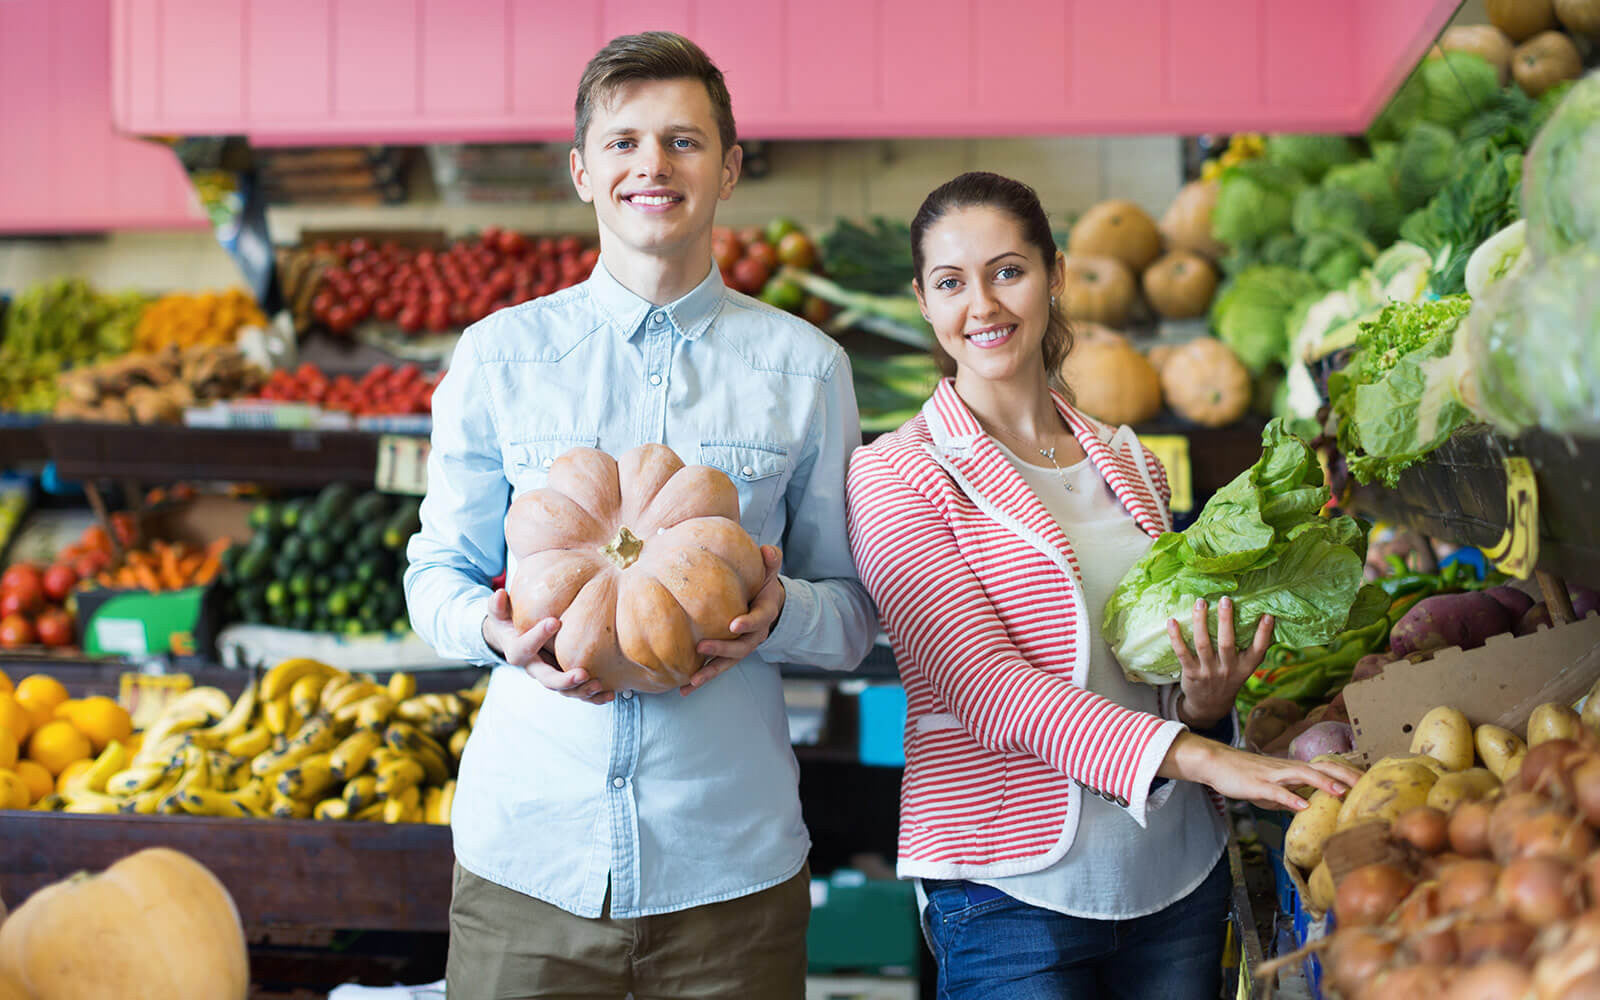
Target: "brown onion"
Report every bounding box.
[1434,859,1505,917]
[1337,863,1417,928]
[1533,919,1600,1000]
[1449,800,1495,858]
[1394,805,1451,854]
[1443,959,1533,1000]
[1456,917,1536,964]
[1356,963,1454,1000]
[1572,755,1600,827]
[1520,739,1579,797]
[1495,855,1582,926]
[1584,850,1600,904]
[1327,927,1398,997]
[1506,808,1595,864]
[1490,792,1560,862]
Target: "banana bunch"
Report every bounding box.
[36,657,487,825]
[1199,132,1266,182]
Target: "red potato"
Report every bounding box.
[1264,717,1317,757]
[1482,584,1534,620]
[1290,721,1355,761]
[1244,697,1303,750]
[1389,592,1513,657]
[1351,653,1392,683]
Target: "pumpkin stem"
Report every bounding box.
[601,526,644,569]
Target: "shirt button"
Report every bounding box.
[741,465,755,478]
[651,312,665,325]
[541,458,553,469]
[1116,795,1129,807]
[649,373,662,386]
[621,690,634,700]
[612,776,625,788]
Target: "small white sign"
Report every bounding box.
[95,618,149,655]
[376,435,430,496]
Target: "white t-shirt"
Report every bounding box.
[967,441,1226,919]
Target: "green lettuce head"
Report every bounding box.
[1104,421,1369,685]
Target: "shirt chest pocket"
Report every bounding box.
[503,435,599,496]
[697,441,788,538]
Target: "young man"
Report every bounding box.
[404,31,875,1000]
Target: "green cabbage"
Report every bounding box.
[1323,159,1406,245]
[1265,134,1359,183]
[1105,421,1369,685]
[1417,53,1502,133]
[1212,161,1306,251]
[1210,266,1324,373]
[1393,122,1458,212]
[1521,71,1600,259]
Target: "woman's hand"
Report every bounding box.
[1168,596,1274,729]
[1159,732,1362,811]
[482,589,614,705]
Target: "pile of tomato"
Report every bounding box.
[250,362,440,417]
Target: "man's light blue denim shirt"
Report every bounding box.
[404,259,876,917]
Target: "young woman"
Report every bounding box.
[844,172,1359,1000]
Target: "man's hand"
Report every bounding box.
[482,588,613,705]
[681,545,785,695]
[1168,596,1273,729]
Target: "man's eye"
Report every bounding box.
[612,139,634,151]
[672,138,695,149]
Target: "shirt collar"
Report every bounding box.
[587,255,726,343]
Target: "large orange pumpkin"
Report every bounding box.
[506,444,765,693]
[0,847,248,999]
[1057,333,1163,427]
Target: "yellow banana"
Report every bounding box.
[448,726,470,760]
[468,706,479,729]
[65,740,129,795]
[269,790,313,819]
[229,778,271,816]
[355,693,398,731]
[105,760,175,797]
[366,747,404,774]
[137,711,214,761]
[382,784,421,824]
[175,745,212,793]
[329,729,383,781]
[290,673,331,720]
[160,685,233,723]
[191,680,257,747]
[277,754,337,801]
[437,779,454,824]
[384,723,451,785]
[207,750,247,790]
[263,694,295,735]
[314,797,350,821]
[317,674,353,712]
[124,774,182,814]
[325,680,383,714]
[375,757,425,797]
[225,724,273,758]
[62,790,122,814]
[353,801,386,821]
[261,657,340,702]
[423,786,443,824]
[387,671,417,701]
[176,788,251,818]
[342,774,379,811]
[394,696,439,725]
[459,686,487,709]
[250,729,326,779]
[32,793,67,812]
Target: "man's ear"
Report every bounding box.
[719,143,744,201]
[570,146,594,204]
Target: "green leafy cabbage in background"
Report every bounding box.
[1399,139,1524,297]
[1265,134,1359,183]
[1212,161,1306,251]
[1456,248,1600,436]
[1393,122,1459,212]
[1323,159,1406,245]
[1520,71,1600,259]
[1105,421,1369,685]
[1417,53,1502,134]
[1209,266,1323,373]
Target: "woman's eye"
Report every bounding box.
[935,277,959,291]
[996,265,1022,280]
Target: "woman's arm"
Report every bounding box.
[1159,732,1361,811]
[846,446,1182,823]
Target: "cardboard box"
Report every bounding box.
[1343,611,1600,763]
[76,583,224,657]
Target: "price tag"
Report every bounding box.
[376,434,430,496]
[118,671,193,731]
[1139,434,1193,514]
[1483,456,1539,577]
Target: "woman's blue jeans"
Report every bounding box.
[921,856,1231,1000]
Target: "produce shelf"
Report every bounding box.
[0,812,453,933]
[0,423,47,465]
[1346,426,1600,586]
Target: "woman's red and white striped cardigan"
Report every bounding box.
[845,379,1220,879]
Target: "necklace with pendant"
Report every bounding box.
[1035,446,1076,491]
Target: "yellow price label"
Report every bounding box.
[118,672,194,732]
[376,434,431,496]
[1139,434,1194,514]
[1482,457,1538,578]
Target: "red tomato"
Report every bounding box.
[535,237,556,257]
[579,248,600,272]
[744,241,779,272]
[391,363,422,388]
[497,230,531,256]
[71,554,102,581]
[711,232,742,272]
[730,257,772,293]
[374,297,400,321]
[41,564,78,603]
[0,588,41,619]
[325,304,354,335]
[34,608,73,648]
[426,306,451,332]
[0,614,35,649]
[1,563,43,595]
[398,305,423,333]
[311,291,335,319]
[346,295,372,322]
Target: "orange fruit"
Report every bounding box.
[0,667,12,694]
[0,724,14,771]
[15,674,70,733]
[14,759,53,803]
[0,693,30,744]
[54,696,132,752]
[0,769,29,809]
[29,720,92,777]
[55,758,94,792]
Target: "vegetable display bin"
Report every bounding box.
[807,870,919,976]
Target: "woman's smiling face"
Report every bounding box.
[914,205,1065,387]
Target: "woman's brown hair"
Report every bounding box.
[909,171,1074,396]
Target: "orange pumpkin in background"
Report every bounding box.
[505,444,765,693]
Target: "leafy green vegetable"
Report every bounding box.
[1520,71,1600,260]
[1399,139,1524,296]
[1463,219,1529,299]
[1393,122,1458,212]
[1105,421,1369,685]
[1209,266,1324,373]
[1416,53,1501,134]
[1323,159,1406,245]
[819,217,917,296]
[1212,161,1306,252]
[1265,134,1359,183]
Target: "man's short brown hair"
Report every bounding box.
[573,31,737,154]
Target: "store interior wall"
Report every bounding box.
[0,135,1179,293]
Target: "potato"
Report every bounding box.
[1308,860,1336,913]
[1502,751,1527,787]
[1291,721,1355,762]
[1286,789,1344,871]
[1584,675,1600,734]
[1351,653,1392,683]
[1245,697,1303,750]
[1528,702,1583,746]
[1374,752,1449,778]
[1482,585,1534,620]
[1409,706,1475,771]
[1426,767,1501,812]
[1474,724,1527,779]
[1337,761,1439,830]
[1389,592,1513,656]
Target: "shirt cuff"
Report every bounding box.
[760,574,812,660]
[460,591,511,668]
[1124,719,1187,828]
